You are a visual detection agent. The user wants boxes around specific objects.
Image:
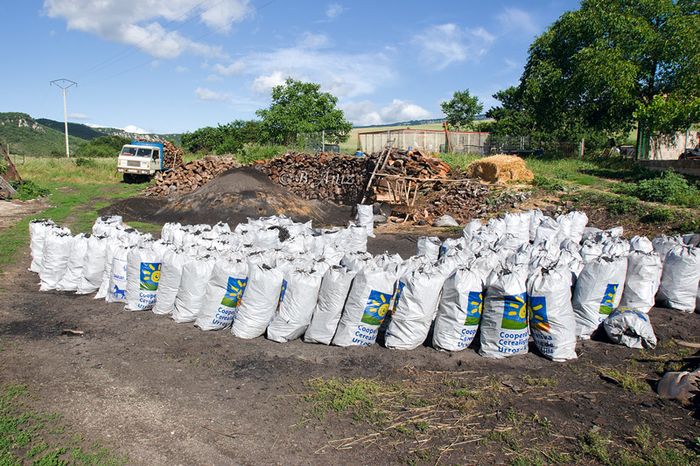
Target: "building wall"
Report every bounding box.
[650,131,699,160]
[358,129,490,154]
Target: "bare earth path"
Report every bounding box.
[1,248,698,465]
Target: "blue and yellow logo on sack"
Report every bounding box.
[221,276,247,308]
[139,262,161,291]
[501,292,528,330]
[528,295,550,332]
[598,284,619,315]
[361,289,392,326]
[464,291,483,326]
[392,281,406,314]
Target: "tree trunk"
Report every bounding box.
[635,122,651,160]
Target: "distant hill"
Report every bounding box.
[36,118,104,140]
[353,115,487,129]
[0,112,87,156]
[0,112,181,156]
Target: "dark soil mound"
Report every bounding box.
[104,167,352,227]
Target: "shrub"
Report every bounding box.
[616,170,699,207]
[74,157,97,168]
[235,144,285,165]
[10,180,50,200]
[74,135,130,158]
[606,194,641,215]
[641,207,673,224]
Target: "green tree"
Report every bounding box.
[441,89,484,130]
[181,120,263,154]
[256,78,352,145]
[518,0,700,158]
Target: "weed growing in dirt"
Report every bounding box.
[0,384,126,465]
[598,367,648,394]
[578,428,611,464]
[304,378,385,421]
[10,180,50,201]
[522,375,558,387]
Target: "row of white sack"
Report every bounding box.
[29,213,700,320]
[28,218,693,361]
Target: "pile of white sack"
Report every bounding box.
[28,209,700,361]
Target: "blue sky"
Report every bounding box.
[2,0,579,134]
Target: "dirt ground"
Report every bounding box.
[1,247,699,464]
[0,199,48,230]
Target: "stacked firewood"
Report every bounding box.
[162,141,184,169]
[413,181,491,224]
[379,148,452,179]
[256,152,376,205]
[144,156,240,197]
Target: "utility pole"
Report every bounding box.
[50,79,77,158]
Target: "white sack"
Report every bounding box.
[304,266,356,345]
[171,257,215,322]
[432,266,484,351]
[332,267,396,347]
[105,245,131,303]
[657,245,700,312]
[96,239,122,299]
[416,236,441,261]
[124,246,163,311]
[527,265,577,361]
[619,237,662,313]
[603,308,657,349]
[356,204,375,237]
[267,269,324,342]
[55,234,89,292]
[28,220,55,273]
[231,264,285,339]
[385,266,446,350]
[479,267,529,358]
[39,232,74,291]
[572,256,627,339]
[195,259,249,330]
[152,248,191,315]
[652,235,683,263]
[76,234,108,294]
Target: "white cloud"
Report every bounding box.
[68,112,89,120]
[343,99,431,126]
[43,0,252,59]
[252,71,287,93]
[497,8,538,35]
[230,37,393,99]
[297,32,329,49]
[325,3,345,19]
[212,60,246,76]
[195,87,231,102]
[175,65,188,73]
[413,23,495,69]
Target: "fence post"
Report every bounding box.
[579,138,585,159]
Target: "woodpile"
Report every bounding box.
[410,182,530,225]
[163,140,184,169]
[378,148,451,179]
[256,152,376,205]
[144,156,241,197]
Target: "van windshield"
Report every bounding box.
[136,148,153,157]
[120,146,137,156]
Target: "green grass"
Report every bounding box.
[598,367,648,394]
[0,384,126,465]
[304,377,385,422]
